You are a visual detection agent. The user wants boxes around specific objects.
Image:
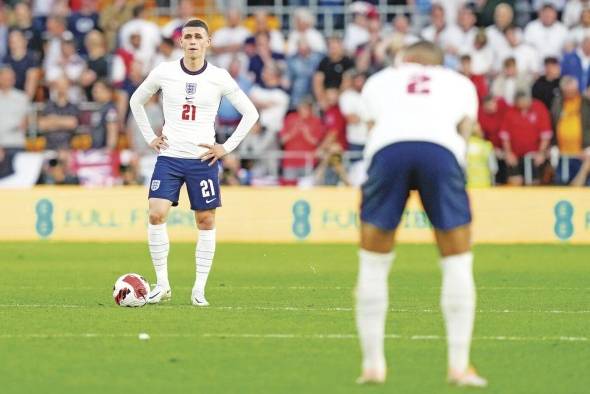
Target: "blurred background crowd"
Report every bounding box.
[0,0,589,188]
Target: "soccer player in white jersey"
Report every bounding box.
[355,41,487,387]
[129,19,259,306]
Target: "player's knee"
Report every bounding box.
[196,214,215,230]
[148,211,167,225]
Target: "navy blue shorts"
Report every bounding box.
[148,156,221,211]
[361,142,471,231]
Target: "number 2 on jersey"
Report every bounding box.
[407,75,431,94]
[182,104,196,121]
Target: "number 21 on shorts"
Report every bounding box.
[200,179,216,198]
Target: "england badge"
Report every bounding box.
[185,82,197,96]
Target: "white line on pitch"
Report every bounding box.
[1,304,589,315]
[0,333,586,342]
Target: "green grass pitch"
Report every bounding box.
[1,242,589,393]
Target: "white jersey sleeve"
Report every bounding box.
[129,64,163,145]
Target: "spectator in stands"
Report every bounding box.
[89,79,119,150]
[343,3,371,55]
[0,66,29,154]
[80,30,109,101]
[161,0,196,39]
[0,6,9,61]
[469,28,494,75]
[484,3,513,60]
[532,56,562,111]
[252,10,285,55]
[68,0,99,54]
[217,57,253,142]
[313,36,354,109]
[500,90,553,185]
[42,15,68,73]
[491,57,531,105]
[3,29,40,100]
[99,0,138,52]
[153,37,183,66]
[220,153,246,186]
[44,33,86,102]
[248,31,286,86]
[287,8,327,56]
[459,54,488,101]
[563,0,590,29]
[38,77,79,151]
[116,59,144,121]
[0,146,15,180]
[355,16,386,75]
[280,96,324,184]
[41,154,80,185]
[314,142,350,186]
[478,95,509,183]
[339,69,368,157]
[249,63,290,177]
[479,95,508,150]
[286,37,323,110]
[11,2,43,56]
[524,3,568,60]
[453,5,479,56]
[561,36,590,94]
[211,8,251,70]
[466,123,497,188]
[119,5,161,75]
[550,76,590,185]
[321,87,347,151]
[495,25,541,76]
[566,8,590,49]
[420,4,462,58]
[381,13,419,47]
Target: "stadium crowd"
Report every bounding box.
[0,0,589,187]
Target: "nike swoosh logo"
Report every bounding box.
[149,291,161,300]
[205,198,217,204]
[185,96,193,101]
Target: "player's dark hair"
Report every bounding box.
[182,19,209,35]
[403,41,444,66]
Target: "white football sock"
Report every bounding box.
[148,223,170,289]
[194,229,216,296]
[440,252,476,374]
[355,249,394,372]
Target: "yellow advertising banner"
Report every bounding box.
[0,187,589,243]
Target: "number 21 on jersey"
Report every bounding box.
[182,104,196,121]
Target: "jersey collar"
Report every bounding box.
[180,58,208,76]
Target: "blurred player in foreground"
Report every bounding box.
[130,19,259,306]
[355,41,487,387]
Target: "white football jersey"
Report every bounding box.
[361,63,478,165]
[134,60,239,159]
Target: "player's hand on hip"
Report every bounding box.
[149,135,168,153]
[198,143,227,166]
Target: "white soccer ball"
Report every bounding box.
[113,273,150,307]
